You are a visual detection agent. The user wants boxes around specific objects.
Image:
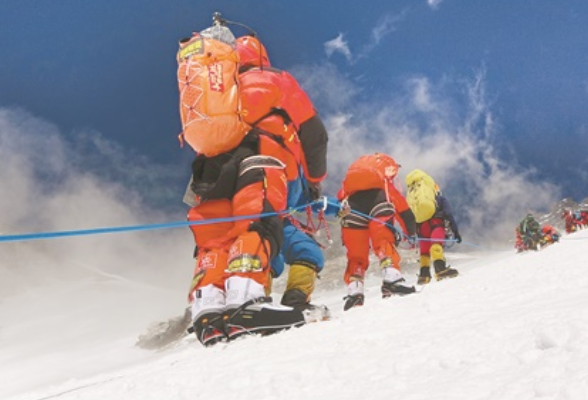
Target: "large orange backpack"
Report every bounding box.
[339,153,400,199]
[176,26,250,157]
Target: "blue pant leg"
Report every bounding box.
[281,221,325,272]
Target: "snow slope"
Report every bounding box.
[2,230,588,400]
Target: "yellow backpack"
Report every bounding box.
[405,169,438,223]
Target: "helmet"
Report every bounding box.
[235,35,270,67]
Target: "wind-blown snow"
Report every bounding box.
[2,230,588,400]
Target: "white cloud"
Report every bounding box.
[324,13,404,64]
[371,14,401,45]
[324,33,352,62]
[428,0,443,10]
[293,64,562,247]
[0,107,191,298]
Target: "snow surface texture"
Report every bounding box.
[2,230,588,400]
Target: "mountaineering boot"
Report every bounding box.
[281,288,311,310]
[417,266,431,285]
[381,279,416,297]
[281,263,331,321]
[343,294,365,311]
[381,267,416,298]
[281,263,317,309]
[224,276,306,340]
[343,280,365,311]
[433,259,459,281]
[224,297,306,339]
[189,284,226,346]
[191,312,226,347]
[281,289,331,321]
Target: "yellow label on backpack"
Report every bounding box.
[405,169,437,223]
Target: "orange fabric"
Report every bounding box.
[236,36,270,67]
[186,164,286,298]
[276,71,316,125]
[339,153,412,236]
[258,134,300,181]
[177,34,249,156]
[227,231,271,288]
[342,228,371,285]
[187,199,233,249]
[227,164,287,239]
[341,219,401,285]
[188,248,229,302]
[240,68,315,128]
[228,181,265,239]
[239,68,315,181]
[339,153,400,200]
[263,164,288,212]
[369,217,401,270]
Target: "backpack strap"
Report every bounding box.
[250,107,297,132]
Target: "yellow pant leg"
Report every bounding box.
[430,243,445,263]
[282,263,317,307]
[420,254,431,267]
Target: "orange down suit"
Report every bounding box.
[186,64,322,301]
[337,154,417,285]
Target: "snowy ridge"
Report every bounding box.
[4,230,588,400]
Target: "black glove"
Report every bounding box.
[308,182,322,201]
[454,232,462,244]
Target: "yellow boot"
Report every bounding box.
[417,255,431,285]
[281,263,317,309]
[431,244,459,281]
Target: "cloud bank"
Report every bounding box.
[0,108,191,303]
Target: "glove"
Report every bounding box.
[308,182,322,201]
[454,232,462,244]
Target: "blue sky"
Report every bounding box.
[1,1,587,236]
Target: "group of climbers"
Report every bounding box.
[563,209,588,234]
[513,204,588,253]
[335,157,461,311]
[514,213,560,252]
[176,14,462,346]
